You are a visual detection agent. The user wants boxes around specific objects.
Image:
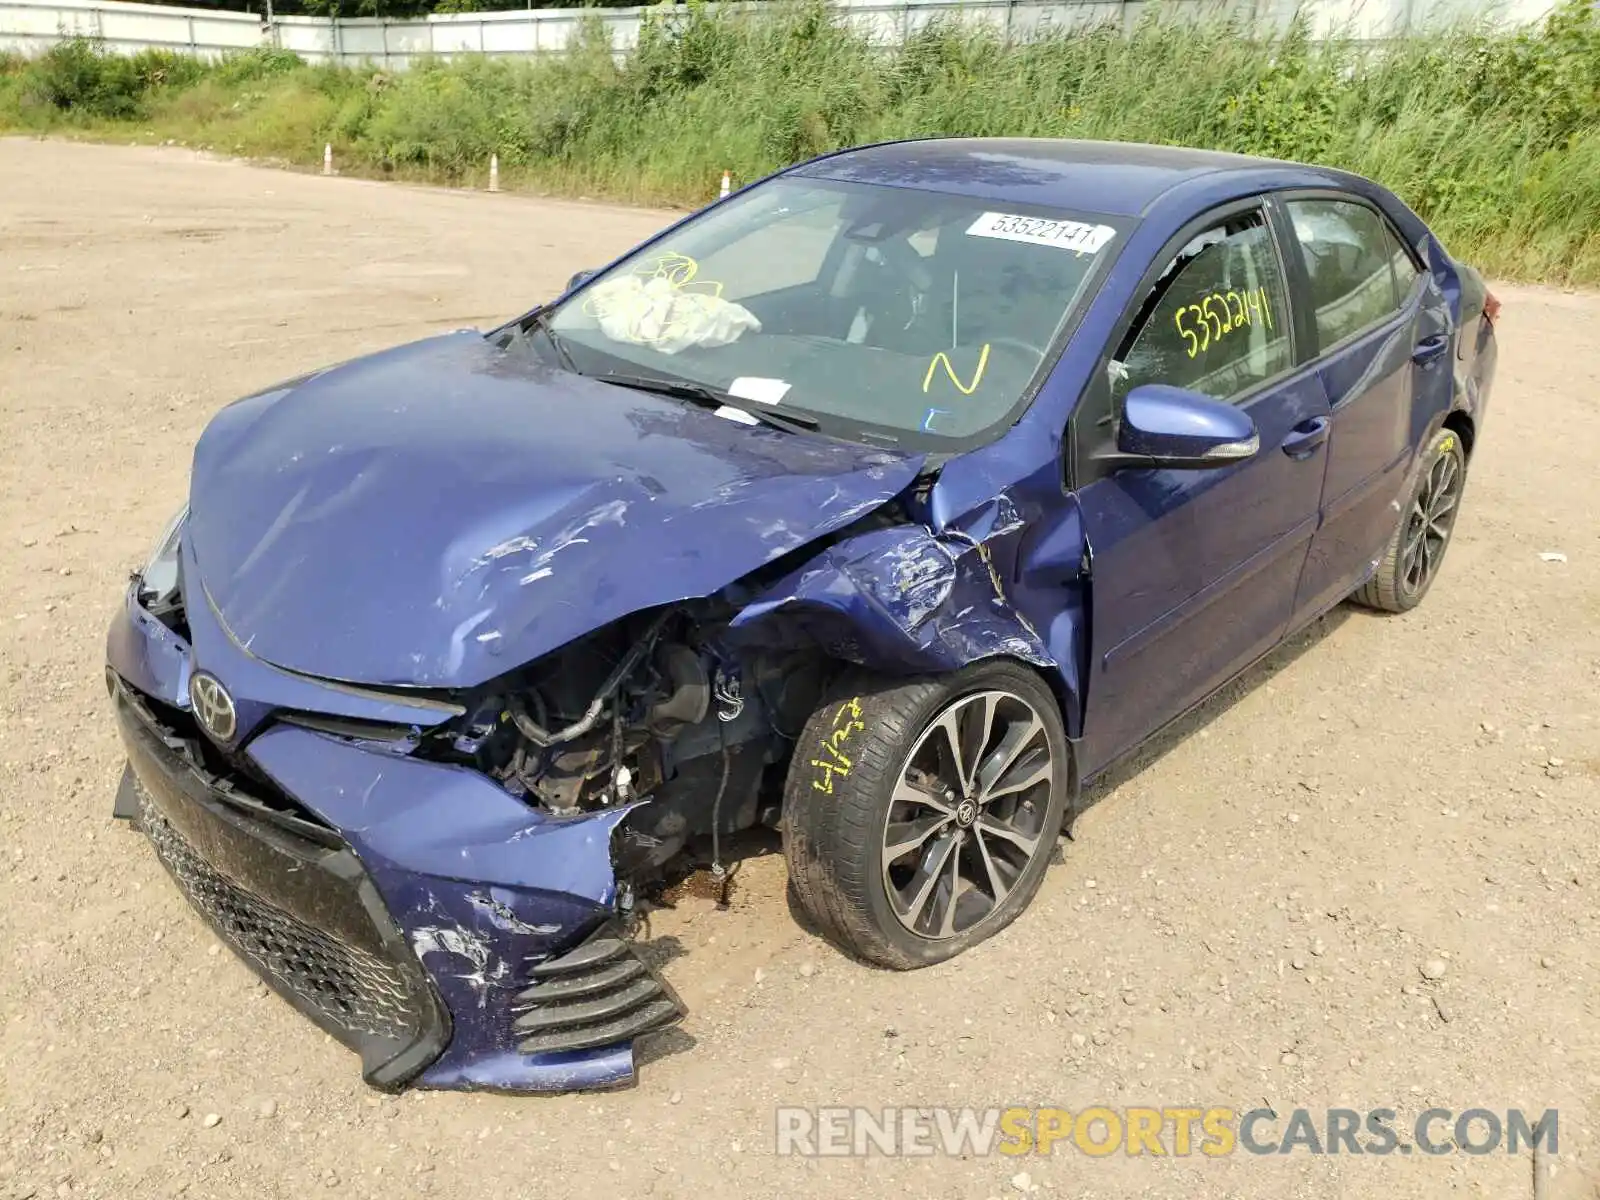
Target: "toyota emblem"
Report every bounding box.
[189,672,237,744]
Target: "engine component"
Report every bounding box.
[712,667,744,722]
[645,643,709,737]
[423,603,830,872]
[507,610,672,748]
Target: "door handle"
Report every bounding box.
[1280,415,1330,459]
[1412,332,1450,365]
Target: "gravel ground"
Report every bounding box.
[1,138,1597,1200]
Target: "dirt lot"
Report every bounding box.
[1,138,1597,1200]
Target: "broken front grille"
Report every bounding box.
[511,925,685,1056]
[139,790,423,1044]
[122,678,336,837]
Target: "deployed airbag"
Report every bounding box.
[587,275,761,355]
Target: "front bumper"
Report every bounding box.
[106,569,686,1093]
[112,681,450,1088]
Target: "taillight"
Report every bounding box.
[1484,289,1501,323]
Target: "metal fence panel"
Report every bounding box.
[1,0,266,56]
[0,0,1559,67]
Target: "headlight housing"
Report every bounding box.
[140,503,188,602]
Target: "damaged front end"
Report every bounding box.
[107,467,1083,1092]
[110,655,697,1092]
[108,638,694,1093]
[107,333,1088,1093]
[102,503,920,1093]
[106,522,713,1094]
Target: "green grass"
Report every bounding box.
[3,0,1598,284]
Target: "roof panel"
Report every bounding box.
[792,138,1282,216]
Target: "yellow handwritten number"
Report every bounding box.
[922,343,992,395]
[1207,293,1232,335]
[811,697,866,794]
[1187,304,1210,353]
[1174,307,1199,359]
[1180,286,1275,360]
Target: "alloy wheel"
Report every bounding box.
[881,690,1056,940]
[1401,448,1464,594]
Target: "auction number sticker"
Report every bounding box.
[966,212,1117,255]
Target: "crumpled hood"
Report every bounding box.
[187,332,923,688]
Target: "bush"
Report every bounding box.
[128,48,207,92]
[17,38,208,119]
[362,58,500,172]
[212,46,306,87]
[25,37,145,118]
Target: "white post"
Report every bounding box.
[323,143,333,176]
[719,170,731,199]
[489,154,500,193]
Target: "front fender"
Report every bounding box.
[725,496,1083,731]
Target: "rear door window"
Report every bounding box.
[1286,199,1406,350]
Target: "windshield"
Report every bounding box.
[543,178,1124,448]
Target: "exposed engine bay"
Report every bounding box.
[416,602,835,883]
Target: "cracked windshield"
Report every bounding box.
[544,178,1121,443]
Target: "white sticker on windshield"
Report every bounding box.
[966,212,1117,255]
[729,376,790,405]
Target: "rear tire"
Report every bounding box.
[782,661,1070,970]
[1353,427,1467,613]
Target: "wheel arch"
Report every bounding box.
[1014,655,1085,819]
[1442,407,1476,459]
[1401,405,1475,503]
[837,649,1082,738]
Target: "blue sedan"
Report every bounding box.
[106,138,1499,1094]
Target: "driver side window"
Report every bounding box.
[1111,209,1292,408]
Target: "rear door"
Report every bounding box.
[1071,200,1332,774]
[1276,194,1449,619]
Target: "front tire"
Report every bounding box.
[1353,427,1467,613]
[782,661,1070,969]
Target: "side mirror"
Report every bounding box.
[1112,384,1259,470]
[565,268,598,293]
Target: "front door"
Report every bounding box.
[1072,202,1331,775]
